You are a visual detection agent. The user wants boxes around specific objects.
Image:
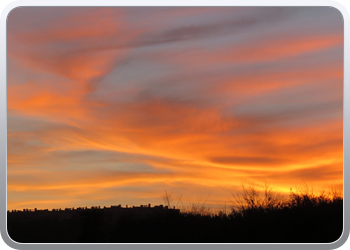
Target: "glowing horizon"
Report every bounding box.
[7,7,343,211]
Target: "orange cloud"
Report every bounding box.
[7,7,343,210]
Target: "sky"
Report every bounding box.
[7,7,343,211]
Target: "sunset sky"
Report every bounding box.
[7,7,343,211]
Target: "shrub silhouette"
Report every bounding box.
[231,182,284,216]
[229,183,343,243]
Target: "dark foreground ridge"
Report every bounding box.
[8,204,180,243]
[7,192,343,243]
[8,203,179,220]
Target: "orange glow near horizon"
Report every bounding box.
[7,7,343,211]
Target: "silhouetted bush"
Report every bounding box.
[229,183,343,243]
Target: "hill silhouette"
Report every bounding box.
[7,187,343,243]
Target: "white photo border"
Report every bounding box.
[1,1,349,249]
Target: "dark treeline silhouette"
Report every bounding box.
[7,187,343,243]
